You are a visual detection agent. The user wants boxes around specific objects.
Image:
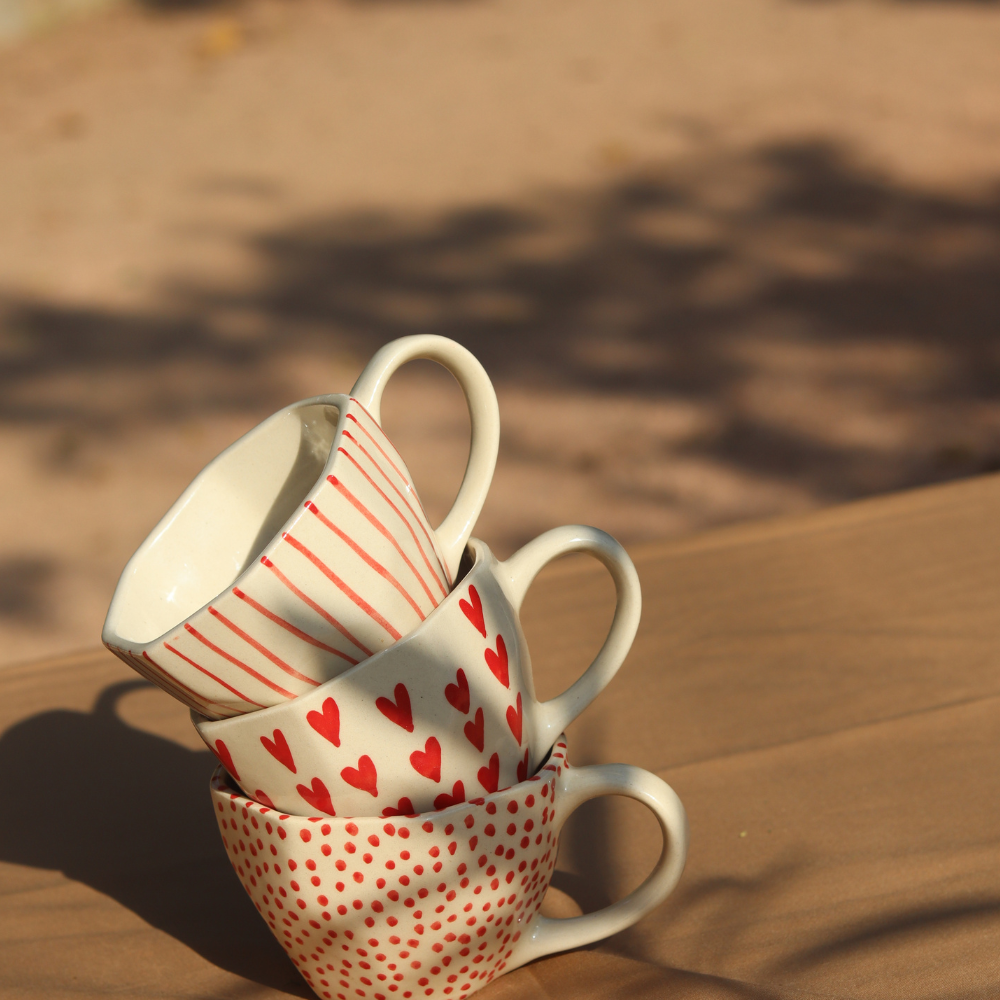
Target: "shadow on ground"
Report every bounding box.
[2,138,1000,517]
[0,680,311,994]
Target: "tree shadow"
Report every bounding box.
[0,555,56,622]
[773,897,1000,979]
[2,138,1000,542]
[0,679,311,995]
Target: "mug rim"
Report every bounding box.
[209,733,567,823]
[194,536,493,733]
[105,392,431,650]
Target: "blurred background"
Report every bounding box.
[0,0,998,669]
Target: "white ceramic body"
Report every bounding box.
[210,735,688,1000]
[194,527,641,818]
[103,336,500,719]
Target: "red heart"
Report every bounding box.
[260,729,296,773]
[485,635,509,688]
[434,780,466,811]
[212,739,240,780]
[506,692,523,746]
[307,697,341,746]
[296,776,337,816]
[460,585,486,638]
[464,707,485,752]
[445,668,470,714]
[382,797,416,818]
[376,683,414,732]
[254,789,275,808]
[477,752,500,794]
[341,755,379,797]
[409,736,441,782]
[516,748,530,783]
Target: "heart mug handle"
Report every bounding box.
[514,762,688,965]
[499,525,642,751]
[349,335,500,583]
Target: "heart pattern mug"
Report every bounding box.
[103,335,500,718]
[195,526,641,818]
[210,735,688,1000]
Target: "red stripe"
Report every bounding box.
[326,474,440,607]
[337,446,449,599]
[208,606,322,686]
[233,586,360,665]
[348,400,448,582]
[349,401,454,587]
[342,427,449,588]
[109,642,215,715]
[163,642,265,708]
[110,646,163,693]
[139,649,224,715]
[305,500,427,620]
[260,557,373,658]
[281,532,402,641]
[183,623,296,699]
[346,408,411,488]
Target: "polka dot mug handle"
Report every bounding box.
[350,334,500,582]
[500,525,642,751]
[515,762,688,965]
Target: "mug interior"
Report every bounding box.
[110,401,340,644]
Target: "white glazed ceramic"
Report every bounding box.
[103,336,500,719]
[210,735,687,1000]
[194,527,640,818]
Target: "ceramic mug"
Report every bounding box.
[195,526,641,818]
[103,335,501,719]
[210,735,687,1000]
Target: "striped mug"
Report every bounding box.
[103,335,500,719]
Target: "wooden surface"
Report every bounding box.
[1,475,999,999]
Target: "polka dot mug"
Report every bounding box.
[210,735,687,1000]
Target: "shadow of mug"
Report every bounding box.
[0,679,310,995]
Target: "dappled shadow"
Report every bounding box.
[773,897,1000,973]
[2,138,1000,538]
[0,679,310,994]
[0,556,56,622]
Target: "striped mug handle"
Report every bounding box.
[350,336,500,582]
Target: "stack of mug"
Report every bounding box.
[103,336,688,1000]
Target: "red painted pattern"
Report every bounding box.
[163,641,265,709]
[349,398,449,584]
[342,427,448,590]
[281,533,402,641]
[261,556,373,658]
[232,587,359,665]
[184,623,297,699]
[140,649,224,716]
[208,605,321,686]
[337,445,448,599]
[305,500,426,621]
[326,475,439,607]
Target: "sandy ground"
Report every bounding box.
[0,0,999,668]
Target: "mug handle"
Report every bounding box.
[350,335,500,582]
[513,762,688,966]
[500,525,642,751]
